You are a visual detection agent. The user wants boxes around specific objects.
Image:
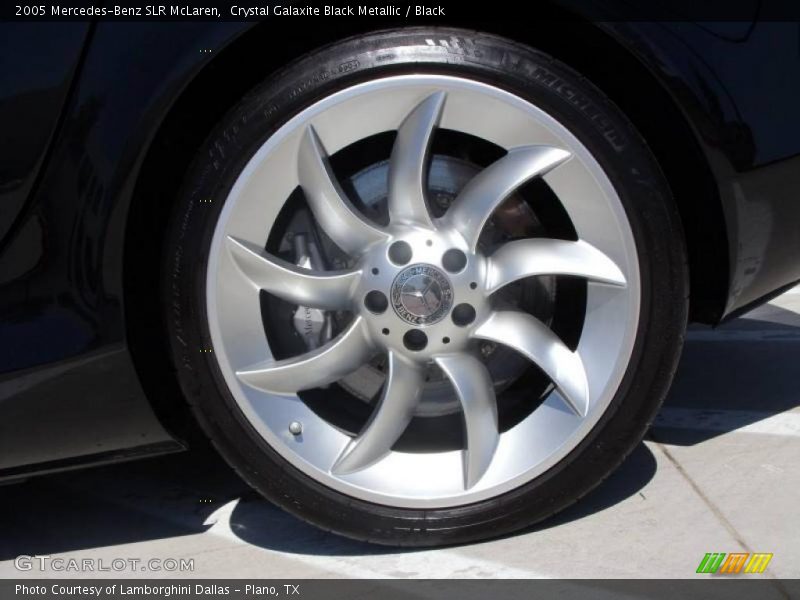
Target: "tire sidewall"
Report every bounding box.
[163,28,688,545]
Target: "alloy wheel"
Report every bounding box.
[206,75,640,508]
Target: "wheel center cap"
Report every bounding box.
[391,264,453,326]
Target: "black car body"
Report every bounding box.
[2,6,799,480]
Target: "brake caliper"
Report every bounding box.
[291,233,333,350]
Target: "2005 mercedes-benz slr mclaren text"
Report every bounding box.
[2,14,799,545]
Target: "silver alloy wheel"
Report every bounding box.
[206,75,640,508]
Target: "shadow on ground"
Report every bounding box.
[1,303,797,559]
[654,304,800,446]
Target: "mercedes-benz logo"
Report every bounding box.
[391,264,453,326]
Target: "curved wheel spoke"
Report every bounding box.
[297,126,388,255]
[387,92,446,229]
[237,318,373,394]
[486,238,626,294]
[444,146,571,251]
[226,236,358,310]
[331,352,424,475]
[474,311,589,417]
[436,353,499,489]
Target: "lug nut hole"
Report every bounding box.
[469,281,478,290]
[403,329,428,351]
[371,267,379,275]
[442,249,467,273]
[388,241,413,265]
[382,328,390,335]
[452,303,476,327]
[364,290,388,314]
[442,336,451,344]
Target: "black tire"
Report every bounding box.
[163,28,688,546]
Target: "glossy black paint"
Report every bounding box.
[1,14,799,477]
[0,23,248,476]
[0,23,90,244]
[606,20,800,318]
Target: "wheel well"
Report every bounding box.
[125,19,727,438]
[489,20,728,325]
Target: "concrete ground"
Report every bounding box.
[1,289,799,580]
